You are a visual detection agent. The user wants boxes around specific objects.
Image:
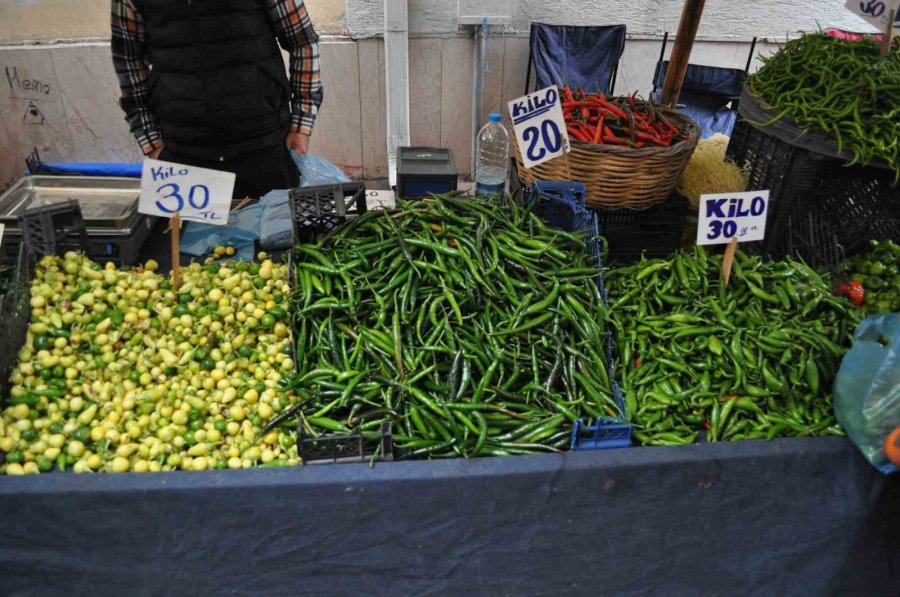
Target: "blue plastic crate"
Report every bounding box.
[526,182,631,451]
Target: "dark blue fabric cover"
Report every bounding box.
[0,438,897,596]
[25,163,143,177]
[651,62,746,138]
[530,23,626,94]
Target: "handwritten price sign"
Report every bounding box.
[139,159,234,225]
[696,191,769,246]
[846,0,900,28]
[508,85,571,169]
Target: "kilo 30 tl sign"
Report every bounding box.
[139,159,235,225]
[696,191,769,246]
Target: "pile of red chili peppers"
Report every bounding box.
[561,87,684,148]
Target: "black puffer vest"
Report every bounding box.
[134,0,291,160]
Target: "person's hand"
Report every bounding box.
[148,143,164,160]
[286,131,310,156]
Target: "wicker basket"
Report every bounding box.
[514,104,699,209]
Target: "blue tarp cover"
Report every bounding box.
[0,438,897,596]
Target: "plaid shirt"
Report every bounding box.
[111,0,323,155]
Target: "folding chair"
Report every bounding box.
[650,33,757,138]
[524,23,626,95]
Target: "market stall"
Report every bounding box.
[1,4,899,592]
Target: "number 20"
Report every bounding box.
[524,120,562,162]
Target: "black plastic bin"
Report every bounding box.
[726,114,900,264]
[0,245,34,400]
[592,194,689,264]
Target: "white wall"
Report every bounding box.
[347,0,879,38]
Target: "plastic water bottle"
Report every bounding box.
[475,112,510,196]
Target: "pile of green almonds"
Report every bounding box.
[1,252,297,475]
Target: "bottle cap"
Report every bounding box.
[488,112,502,123]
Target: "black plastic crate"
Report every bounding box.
[783,212,845,274]
[592,194,689,264]
[289,182,367,244]
[297,421,393,465]
[0,245,35,401]
[726,118,900,262]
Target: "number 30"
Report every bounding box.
[155,183,211,213]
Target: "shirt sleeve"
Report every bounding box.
[265,0,324,136]
[111,0,162,155]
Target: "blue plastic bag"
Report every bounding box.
[259,153,349,249]
[180,205,262,261]
[258,189,292,250]
[293,152,350,188]
[833,313,900,474]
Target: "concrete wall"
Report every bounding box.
[346,0,879,38]
[0,0,346,41]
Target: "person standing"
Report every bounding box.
[111,0,323,199]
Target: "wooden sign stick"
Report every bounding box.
[882,9,895,56]
[171,212,181,291]
[722,236,739,286]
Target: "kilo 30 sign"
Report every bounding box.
[139,159,235,225]
[696,191,769,246]
[508,85,571,169]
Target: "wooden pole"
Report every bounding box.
[661,0,708,107]
[722,236,739,287]
[171,212,181,291]
[881,9,895,56]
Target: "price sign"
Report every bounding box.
[696,191,769,246]
[507,85,570,169]
[845,0,900,28]
[139,159,235,225]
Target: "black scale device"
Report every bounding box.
[395,146,458,199]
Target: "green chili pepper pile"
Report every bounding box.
[287,195,620,458]
[606,247,861,446]
[747,33,900,177]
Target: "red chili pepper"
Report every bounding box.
[633,356,642,368]
[593,115,605,144]
[704,420,712,431]
[602,126,618,143]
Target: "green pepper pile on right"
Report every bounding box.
[838,240,900,314]
[746,32,900,179]
[606,247,861,446]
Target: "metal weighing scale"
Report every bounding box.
[0,175,155,264]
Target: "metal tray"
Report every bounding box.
[0,176,141,230]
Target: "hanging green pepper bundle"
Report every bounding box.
[747,32,900,178]
[284,195,620,459]
[606,247,861,446]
